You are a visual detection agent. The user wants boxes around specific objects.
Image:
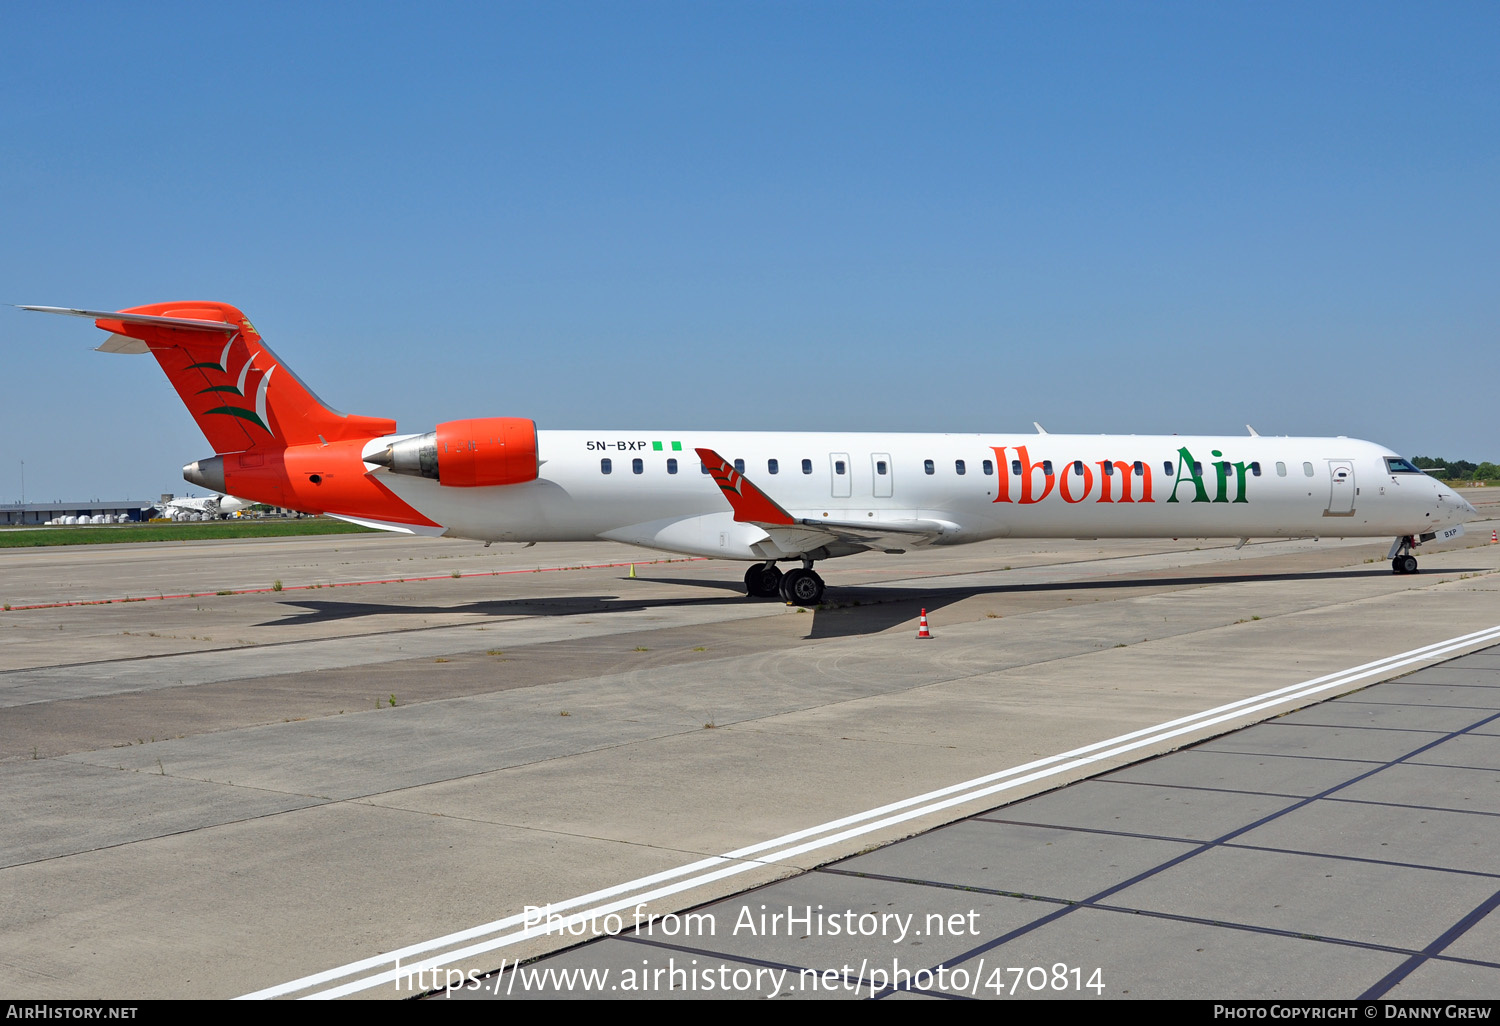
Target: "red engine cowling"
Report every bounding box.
[366,417,538,487]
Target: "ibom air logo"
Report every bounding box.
[189,335,278,434]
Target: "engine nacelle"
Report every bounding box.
[367,417,538,487]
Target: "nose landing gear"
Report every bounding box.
[1389,535,1420,574]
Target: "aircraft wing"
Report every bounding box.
[696,447,953,554]
[785,516,952,553]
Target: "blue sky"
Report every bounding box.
[3,2,1495,501]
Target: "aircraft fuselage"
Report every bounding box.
[22,301,1475,600]
[370,431,1472,559]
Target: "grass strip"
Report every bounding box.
[0,519,377,547]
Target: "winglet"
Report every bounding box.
[695,448,796,525]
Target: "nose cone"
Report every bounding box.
[1434,486,1478,528]
[1442,486,1477,515]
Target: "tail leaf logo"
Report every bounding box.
[187,338,237,373]
[192,335,276,435]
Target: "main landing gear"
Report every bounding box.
[744,560,825,606]
[744,562,783,598]
[1390,535,1420,575]
[779,567,825,606]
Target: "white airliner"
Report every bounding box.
[24,302,1475,605]
[158,494,255,519]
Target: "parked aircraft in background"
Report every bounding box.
[24,303,1475,605]
[157,494,255,520]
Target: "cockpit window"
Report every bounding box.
[1385,457,1422,475]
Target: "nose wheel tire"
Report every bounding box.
[1393,554,1419,575]
[779,568,825,606]
[744,564,784,598]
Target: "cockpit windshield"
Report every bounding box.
[1385,457,1423,475]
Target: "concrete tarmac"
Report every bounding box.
[470,646,1500,1000]
[1,508,1497,999]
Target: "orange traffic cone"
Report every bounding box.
[916,608,933,639]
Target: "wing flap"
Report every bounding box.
[791,517,953,552]
[743,518,954,555]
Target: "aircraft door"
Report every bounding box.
[871,453,892,498]
[1325,460,1355,516]
[830,453,851,498]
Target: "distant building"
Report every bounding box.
[1,502,153,526]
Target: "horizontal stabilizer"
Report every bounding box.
[20,305,240,333]
[25,300,397,452]
[95,333,151,354]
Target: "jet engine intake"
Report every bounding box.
[367,417,538,487]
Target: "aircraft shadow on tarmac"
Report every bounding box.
[255,565,1458,640]
[254,590,749,628]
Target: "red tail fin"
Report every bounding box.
[91,302,395,453]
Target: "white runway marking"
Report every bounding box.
[241,623,1500,1000]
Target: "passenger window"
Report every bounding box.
[1276,462,1287,477]
[601,458,612,475]
[1102,461,1114,476]
[632,458,643,475]
[700,461,709,474]
[667,458,678,474]
[924,459,935,475]
[835,460,846,475]
[1193,462,1203,476]
[801,459,812,475]
[1133,461,1143,476]
[1163,461,1174,476]
[1042,460,1054,476]
[1072,460,1084,475]
[734,459,745,475]
[955,459,965,475]
[1303,462,1314,477]
[768,459,779,475]
[1250,462,1261,476]
[982,459,993,476]
[1012,460,1022,475]
[876,460,888,475]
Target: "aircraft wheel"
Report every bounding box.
[744,563,783,598]
[1400,554,1419,575]
[779,568,825,606]
[1392,557,1403,574]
